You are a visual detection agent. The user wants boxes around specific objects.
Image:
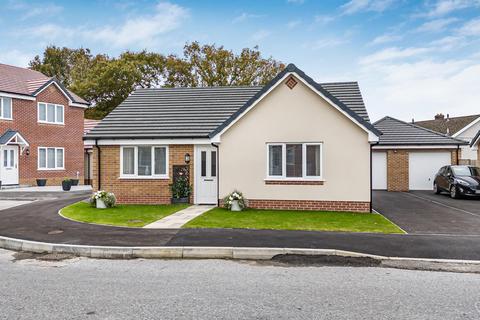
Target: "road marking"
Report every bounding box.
[404,192,480,219]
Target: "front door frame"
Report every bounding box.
[1,145,19,185]
[194,144,218,204]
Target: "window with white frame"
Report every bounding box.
[38,102,64,124]
[120,146,168,178]
[0,96,12,120]
[267,143,322,179]
[38,147,64,170]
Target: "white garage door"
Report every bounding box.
[409,152,451,190]
[372,152,387,190]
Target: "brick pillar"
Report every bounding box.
[387,150,409,191]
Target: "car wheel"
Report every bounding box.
[434,183,441,194]
[450,185,459,199]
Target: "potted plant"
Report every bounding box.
[223,191,246,212]
[90,190,116,209]
[62,178,72,191]
[71,179,79,186]
[170,176,192,204]
[36,179,47,187]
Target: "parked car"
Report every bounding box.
[434,165,480,199]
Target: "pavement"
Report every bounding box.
[0,191,480,260]
[144,204,215,229]
[373,190,480,235]
[0,200,32,211]
[1,248,480,320]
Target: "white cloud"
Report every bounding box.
[232,12,265,24]
[368,33,402,45]
[251,30,271,42]
[7,1,63,19]
[306,38,347,50]
[88,2,188,47]
[26,23,76,41]
[286,20,301,29]
[314,15,335,24]
[458,18,480,35]
[416,17,458,33]
[340,0,395,15]
[359,58,480,121]
[421,0,480,18]
[360,47,431,65]
[0,49,33,67]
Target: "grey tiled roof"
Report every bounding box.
[0,130,19,145]
[86,65,374,139]
[374,116,467,146]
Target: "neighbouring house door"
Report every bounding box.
[195,145,218,204]
[1,146,19,185]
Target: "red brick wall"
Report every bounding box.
[92,145,194,204]
[0,84,84,185]
[246,199,370,212]
[386,149,459,191]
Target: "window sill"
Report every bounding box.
[38,168,65,171]
[38,121,65,126]
[0,118,13,121]
[265,179,324,185]
[119,176,169,180]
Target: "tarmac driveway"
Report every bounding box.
[373,191,480,235]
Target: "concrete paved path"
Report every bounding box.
[0,185,92,192]
[144,205,215,229]
[0,200,32,211]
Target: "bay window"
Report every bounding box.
[38,102,64,124]
[120,146,168,178]
[0,96,12,120]
[38,147,64,170]
[267,143,322,180]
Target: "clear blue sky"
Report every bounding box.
[1,0,479,121]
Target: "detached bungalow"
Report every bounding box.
[84,64,380,212]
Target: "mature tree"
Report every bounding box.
[29,43,283,119]
[164,42,284,87]
[29,46,95,87]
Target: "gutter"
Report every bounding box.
[95,139,101,190]
[211,142,220,207]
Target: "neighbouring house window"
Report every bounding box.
[38,102,64,124]
[38,147,64,170]
[120,146,168,178]
[0,97,12,120]
[266,143,323,180]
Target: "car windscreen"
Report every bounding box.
[452,166,480,176]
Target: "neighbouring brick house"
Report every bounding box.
[415,113,480,162]
[372,117,466,191]
[84,64,381,212]
[0,63,89,186]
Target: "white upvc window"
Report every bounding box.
[266,142,323,180]
[38,147,64,170]
[120,146,169,179]
[38,102,64,124]
[0,96,12,120]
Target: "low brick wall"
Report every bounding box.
[246,199,371,213]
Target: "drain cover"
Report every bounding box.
[47,230,64,235]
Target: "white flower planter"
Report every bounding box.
[96,199,107,209]
[230,200,242,212]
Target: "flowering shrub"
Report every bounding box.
[90,190,116,208]
[223,190,246,210]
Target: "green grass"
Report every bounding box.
[60,201,190,227]
[183,208,404,234]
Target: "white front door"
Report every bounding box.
[195,145,218,204]
[1,146,19,185]
[409,151,451,190]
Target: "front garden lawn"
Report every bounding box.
[183,208,404,234]
[60,201,189,227]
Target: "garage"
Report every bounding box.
[372,151,387,190]
[408,151,451,190]
[372,117,465,192]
